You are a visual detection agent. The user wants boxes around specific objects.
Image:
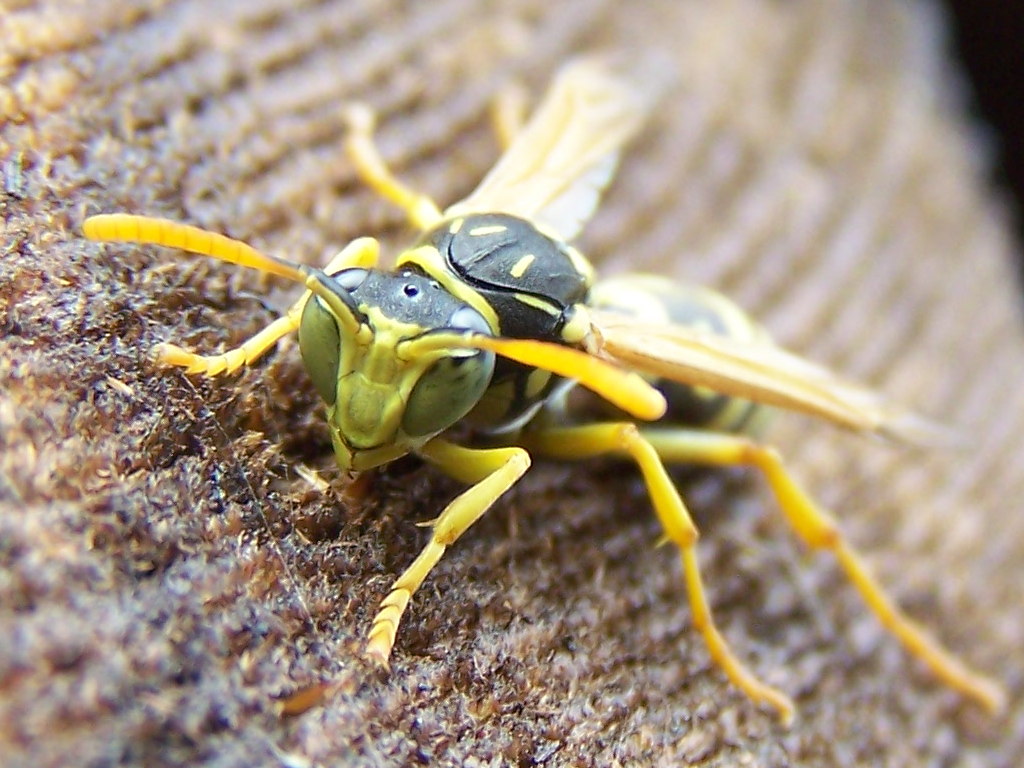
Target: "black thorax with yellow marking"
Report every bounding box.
[398,213,595,431]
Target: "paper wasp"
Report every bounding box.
[83,58,1003,723]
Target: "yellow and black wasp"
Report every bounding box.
[83,58,1003,722]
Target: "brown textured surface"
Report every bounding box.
[2,1,1023,766]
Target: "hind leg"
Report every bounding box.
[642,427,1005,714]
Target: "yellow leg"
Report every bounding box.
[322,235,381,274]
[490,80,529,150]
[643,428,1006,714]
[364,439,531,667]
[157,237,381,377]
[521,422,796,723]
[342,104,443,231]
[156,311,302,376]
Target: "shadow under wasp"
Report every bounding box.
[82,57,1003,723]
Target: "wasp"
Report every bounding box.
[83,58,1003,723]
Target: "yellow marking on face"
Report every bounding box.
[468,224,508,237]
[448,218,465,234]
[509,253,535,278]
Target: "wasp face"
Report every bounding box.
[298,268,495,471]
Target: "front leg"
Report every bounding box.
[364,439,531,666]
[84,214,382,378]
[156,237,380,377]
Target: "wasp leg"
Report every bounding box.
[365,439,531,667]
[490,80,529,149]
[342,104,443,231]
[321,235,382,274]
[157,237,381,377]
[642,428,1006,714]
[521,422,796,724]
[156,311,302,376]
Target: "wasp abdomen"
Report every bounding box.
[589,274,769,434]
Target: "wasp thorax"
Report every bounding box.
[419,213,592,340]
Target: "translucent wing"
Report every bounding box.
[588,308,953,446]
[444,56,669,242]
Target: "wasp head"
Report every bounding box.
[298,268,495,471]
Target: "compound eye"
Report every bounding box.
[448,305,491,336]
[298,295,342,405]
[401,306,496,438]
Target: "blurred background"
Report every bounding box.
[945,2,1024,265]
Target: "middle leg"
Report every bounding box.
[342,104,443,231]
